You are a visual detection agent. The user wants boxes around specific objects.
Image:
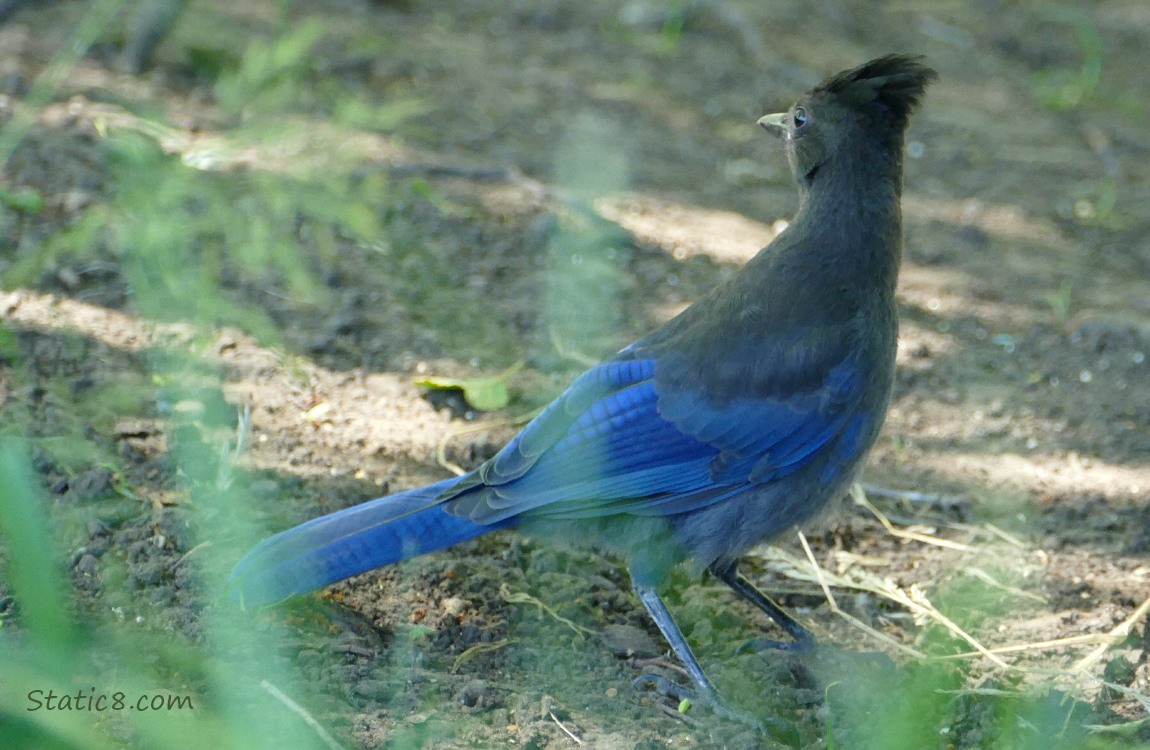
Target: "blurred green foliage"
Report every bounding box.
[1031,5,1104,112]
[0,9,404,748]
[5,128,389,341]
[215,19,328,117]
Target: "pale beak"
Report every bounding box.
[756,112,787,138]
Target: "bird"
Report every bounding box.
[230,54,937,716]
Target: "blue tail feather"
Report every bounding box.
[230,475,509,607]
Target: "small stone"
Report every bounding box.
[601,624,660,659]
[441,596,467,616]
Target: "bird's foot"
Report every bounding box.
[631,673,793,737]
[736,633,816,655]
[632,672,696,703]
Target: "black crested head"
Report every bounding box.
[758,55,937,190]
[814,54,937,127]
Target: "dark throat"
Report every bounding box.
[794,141,905,292]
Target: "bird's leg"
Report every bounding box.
[631,582,720,705]
[711,561,816,653]
[631,581,791,735]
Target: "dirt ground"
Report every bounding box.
[2,1,1150,748]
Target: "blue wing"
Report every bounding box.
[443,348,861,524]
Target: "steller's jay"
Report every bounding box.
[231,54,936,714]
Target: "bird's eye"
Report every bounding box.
[792,107,808,128]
